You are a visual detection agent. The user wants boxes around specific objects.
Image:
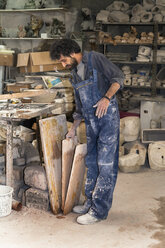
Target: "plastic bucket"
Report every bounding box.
[0,185,13,217]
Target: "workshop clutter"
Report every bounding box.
[119,115,165,172]
[98,27,159,45]
[119,116,147,173]
[17,51,64,73]
[0,9,66,39]
[122,65,151,87]
[4,72,75,113]
[96,0,165,23]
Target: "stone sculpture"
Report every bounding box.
[0,0,7,9]
[17,25,26,38]
[50,18,66,37]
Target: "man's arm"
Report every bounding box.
[66,119,82,139]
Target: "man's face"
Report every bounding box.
[59,55,78,70]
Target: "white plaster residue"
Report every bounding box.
[103,147,107,152]
[98,162,114,167]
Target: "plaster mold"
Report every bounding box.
[143,0,155,10]
[130,143,147,166]
[140,11,153,22]
[119,153,141,173]
[120,116,140,142]
[148,141,165,170]
[106,1,129,12]
[119,142,146,173]
[152,5,163,15]
[132,4,144,16]
[109,11,129,22]
[153,13,163,22]
[156,0,165,6]
[96,10,110,22]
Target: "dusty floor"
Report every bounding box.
[0,167,165,248]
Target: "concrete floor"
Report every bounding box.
[0,167,165,248]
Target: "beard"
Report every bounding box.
[65,57,78,70]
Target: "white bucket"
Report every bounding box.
[0,185,13,217]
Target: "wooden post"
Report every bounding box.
[6,121,13,187]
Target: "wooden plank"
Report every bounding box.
[0,104,56,120]
[61,137,78,210]
[39,115,67,214]
[6,122,13,187]
[63,143,87,215]
[0,90,52,100]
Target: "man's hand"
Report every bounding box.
[66,128,76,139]
[93,97,110,119]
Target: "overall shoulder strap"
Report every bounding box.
[87,51,93,72]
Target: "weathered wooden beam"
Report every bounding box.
[0,90,51,100]
[63,143,87,215]
[61,137,78,210]
[39,115,67,215]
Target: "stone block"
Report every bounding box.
[25,188,49,211]
[13,166,26,181]
[24,165,48,191]
[13,180,25,199]
[18,185,29,205]
[13,158,26,166]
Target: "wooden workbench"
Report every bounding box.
[0,103,57,187]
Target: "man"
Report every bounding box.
[50,39,124,225]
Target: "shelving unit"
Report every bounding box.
[97,21,165,97]
[0,7,67,51]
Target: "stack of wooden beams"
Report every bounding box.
[39,114,87,215]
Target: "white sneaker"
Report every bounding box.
[77,213,100,225]
[73,202,91,214]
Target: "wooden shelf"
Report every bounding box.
[124,85,165,89]
[0,7,67,13]
[124,85,151,89]
[109,60,152,65]
[0,37,56,40]
[101,43,153,46]
[100,22,165,25]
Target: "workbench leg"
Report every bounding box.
[6,122,13,187]
[36,116,43,165]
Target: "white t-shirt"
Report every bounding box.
[77,61,85,80]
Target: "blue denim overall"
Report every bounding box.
[72,52,120,220]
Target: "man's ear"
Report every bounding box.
[70,53,75,58]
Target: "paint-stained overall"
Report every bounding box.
[72,52,120,220]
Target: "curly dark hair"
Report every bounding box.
[50,39,81,60]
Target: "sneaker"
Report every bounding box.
[72,201,91,214]
[77,213,100,225]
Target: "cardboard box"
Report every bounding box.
[0,54,14,66]
[6,83,31,93]
[17,51,64,73]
